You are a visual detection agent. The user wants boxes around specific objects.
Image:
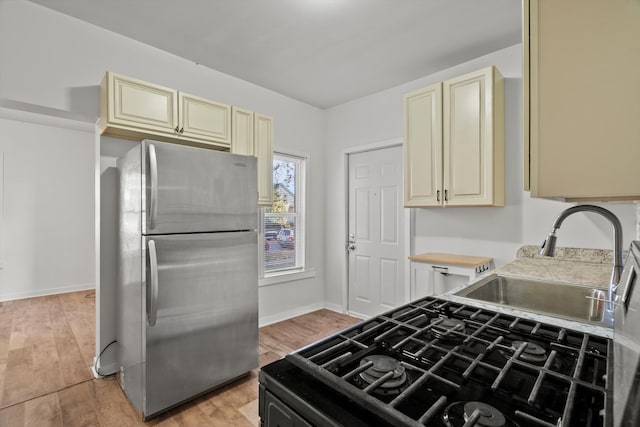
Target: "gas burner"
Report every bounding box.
[358,355,407,389]
[443,401,520,427]
[430,317,466,342]
[511,341,547,364]
[464,402,506,427]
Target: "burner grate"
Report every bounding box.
[288,297,611,427]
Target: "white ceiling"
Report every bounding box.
[27,0,522,109]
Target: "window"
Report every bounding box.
[262,153,306,276]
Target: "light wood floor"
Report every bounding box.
[0,291,360,426]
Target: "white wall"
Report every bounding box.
[324,44,638,310]
[0,108,95,300]
[0,0,327,325]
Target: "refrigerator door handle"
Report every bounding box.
[148,143,158,230]
[148,239,159,327]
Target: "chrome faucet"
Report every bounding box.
[539,205,623,311]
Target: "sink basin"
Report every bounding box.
[454,274,610,325]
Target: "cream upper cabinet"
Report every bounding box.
[231,107,274,206]
[100,72,178,134]
[443,67,504,207]
[100,72,231,149]
[231,107,255,156]
[403,83,442,207]
[403,66,504,207]
[178,92,231,145]
[524,0,640,201]
[254,113,274,207]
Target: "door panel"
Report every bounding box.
[143,232,258,417]
[355,255,372,303]
[448,79,482,197]
[348,146,404,318]
[142,140,257,234]
[380,258,398,307]
[380,185,399,244]
[355,188,371,240]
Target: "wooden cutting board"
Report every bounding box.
[409,252,493,267]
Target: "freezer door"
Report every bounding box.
[142,139,257,235]
[142,232,258,418]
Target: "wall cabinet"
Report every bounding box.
[100,72,276,206]
[523,0,640,201]
[231,107,274,206]
[100,72,231,149]
[403,66,504,207]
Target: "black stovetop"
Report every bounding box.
[261,296,612,427]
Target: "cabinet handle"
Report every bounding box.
[436,190,440,202]
[444,189,448,202]
[174,126,180,134]
[179,127,184,134]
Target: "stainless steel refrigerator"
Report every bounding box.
[116,139,258,419]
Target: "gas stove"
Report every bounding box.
[259,296,612,427]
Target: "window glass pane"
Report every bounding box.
[264,217,297,272]
[263,153,305,276]
[266,158,296,213]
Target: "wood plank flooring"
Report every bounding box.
[0,292,360,426]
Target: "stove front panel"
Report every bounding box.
[288,297,611,427]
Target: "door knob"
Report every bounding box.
[347,233,356,252]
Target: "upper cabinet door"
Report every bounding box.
[231,108,273,206]
[443,67,504,207]
[254,113,274,207]
[179,92,231,147]
[403,83,442,207]
[525,0,640,201]
[231,107,255,156]
[104,72,178,134]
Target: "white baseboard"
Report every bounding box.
[0,282,95,302]
[323,302,346,314]
[259,302,324,327]
[346,310,368,320]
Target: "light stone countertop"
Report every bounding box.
[439,245,619,338]
[492,245,622,289]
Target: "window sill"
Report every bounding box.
[259,268,316,287]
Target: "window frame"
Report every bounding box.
[259,151,308,283]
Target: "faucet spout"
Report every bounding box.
[539,205,624,311]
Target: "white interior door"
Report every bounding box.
[348,146,404,318]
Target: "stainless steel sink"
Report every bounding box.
[454,274,610,325]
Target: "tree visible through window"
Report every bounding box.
[263,153,305,274]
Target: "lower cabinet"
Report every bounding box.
[409,253,494,300]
